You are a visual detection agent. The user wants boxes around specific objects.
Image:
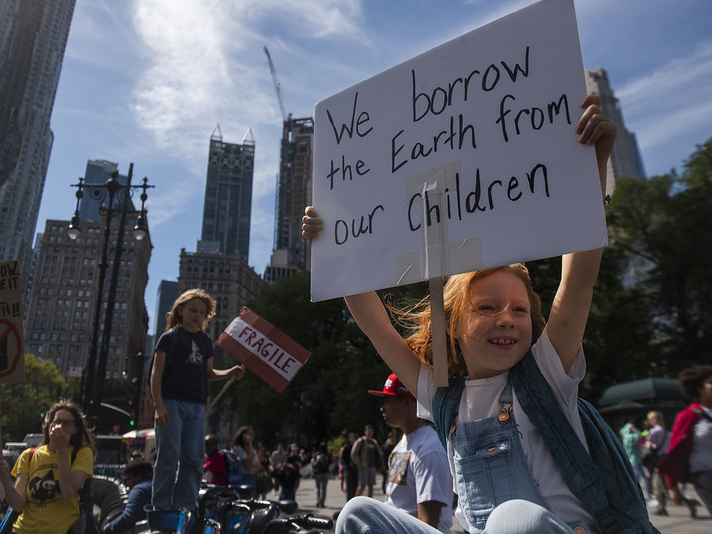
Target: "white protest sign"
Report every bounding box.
[310,0,607,302]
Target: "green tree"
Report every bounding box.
[1,354,65,442]
[605,137,712,375]
[582,245,655,400]
[519,254,653,402]
[225,273,389,447]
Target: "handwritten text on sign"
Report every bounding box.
[217,307,310,393]
[310,0,607,302]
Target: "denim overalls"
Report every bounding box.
[451,382,552,531]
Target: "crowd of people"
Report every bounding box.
[615,365,712,522]
[2,362,707,534]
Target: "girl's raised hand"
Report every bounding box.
[302,206,323,242]
[575,95,617,166]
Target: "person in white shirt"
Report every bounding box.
[369,373,453,533]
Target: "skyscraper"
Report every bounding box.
[199,125,255,261]
[585,68,646,189]
[0,0,75,289]
[78,160,136,222]
[586,68,650,290]
[265,116,314,282]
[153,280,177,337]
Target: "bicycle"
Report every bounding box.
[141,483,333,534]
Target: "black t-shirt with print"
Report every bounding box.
[155,327,212,404]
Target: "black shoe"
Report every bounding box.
[686,498,698,519]
[655,508,669,516]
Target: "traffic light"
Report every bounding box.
[130,413,135,426]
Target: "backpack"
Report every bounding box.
[313,453,330,475]
[641,435,666,473]
[71,446,99,534]
[221,449,243,486]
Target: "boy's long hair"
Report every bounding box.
[165,288,216,332]
[42,399,95,451]
[393,264,545,378]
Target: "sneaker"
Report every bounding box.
[685,498,698,519]
[647,498,659,508]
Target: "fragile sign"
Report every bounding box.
[217,307,310,393]
[310,0,606,301]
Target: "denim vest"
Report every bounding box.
[433,352,659,534]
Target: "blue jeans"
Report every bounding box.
[335,497,585,534]
[632,462,652,500]
[314,472,329,506]
[152,398,205,510]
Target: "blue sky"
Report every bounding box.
[37,0,712,335]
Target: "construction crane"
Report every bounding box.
[264,46,287,124]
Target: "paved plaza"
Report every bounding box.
[292,475,711,533]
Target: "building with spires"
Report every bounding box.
[0,0,75,294]
[200,125,255,261]
[183,127,262,336]
[264,116,314,282]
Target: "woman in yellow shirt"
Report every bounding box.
[0,400,94,533]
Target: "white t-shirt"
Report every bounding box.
[417,326,594,533]
[385,424,453,533]
[233,445,261,471]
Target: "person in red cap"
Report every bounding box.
[369,373,453,533]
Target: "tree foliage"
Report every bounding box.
[1,354,65,442]
[526,138,712,401]
[226,273,390,447]
[605,137,712,376]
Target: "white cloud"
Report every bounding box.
[617,44,712,161]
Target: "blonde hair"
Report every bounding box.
[165,288,216,331]
[646,410,665,427]
[394,264,545,378]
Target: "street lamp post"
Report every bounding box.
[68,163,153,422]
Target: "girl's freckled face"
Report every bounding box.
[457,270,533,379]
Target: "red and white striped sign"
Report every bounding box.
[217,307,310,393]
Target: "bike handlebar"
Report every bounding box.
[298,514,334,530]
[263,514,334,533]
